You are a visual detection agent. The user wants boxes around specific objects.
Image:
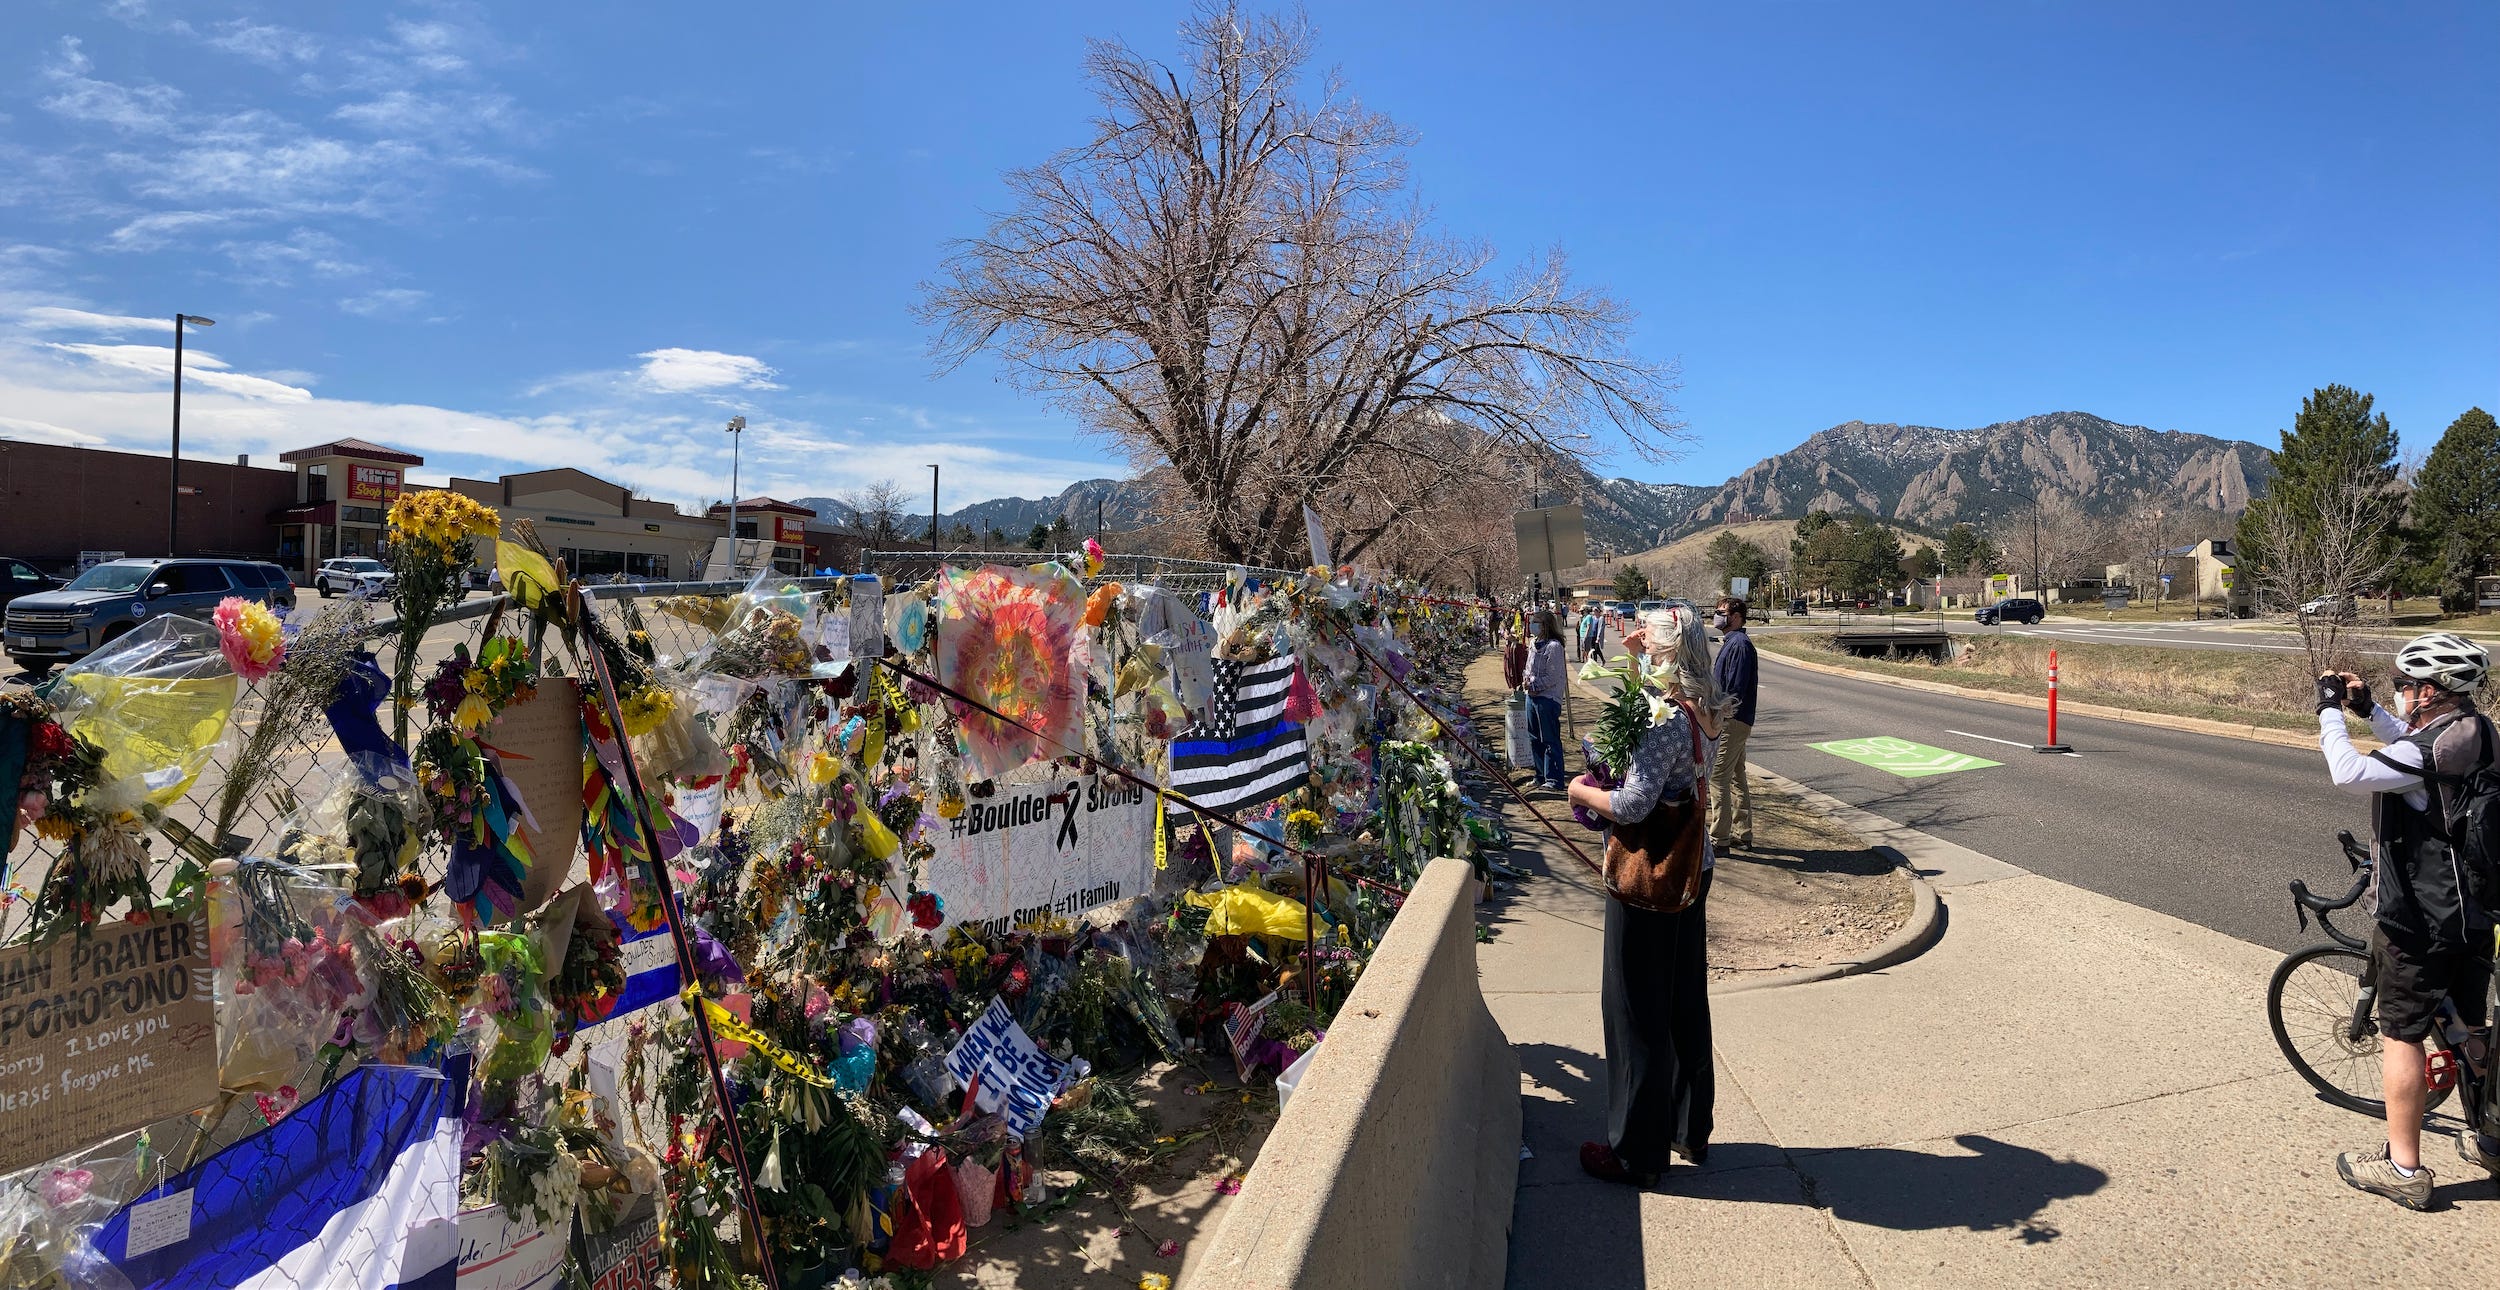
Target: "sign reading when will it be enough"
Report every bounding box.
[0,913,217,1176]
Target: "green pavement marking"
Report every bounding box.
[1809,736,2002,778]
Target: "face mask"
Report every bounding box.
[1711,613,1730,631]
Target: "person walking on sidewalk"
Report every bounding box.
[2315,632,2498,1209]
[1567,620,1725,1185]
[1710,596,1759,850]
[1522,611,1570,791]
[1577,606,1601,661]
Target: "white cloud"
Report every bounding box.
[107,210,255,252]
[18,307,174,334]
[0,325,1106,512]
[46,343,313,402]
[636,348,783,393]
[338,288,432,319]
[39,38,182,134]
[204,20,320,67]
[0,414,105,446]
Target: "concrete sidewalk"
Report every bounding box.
[1481,780,2500,1289]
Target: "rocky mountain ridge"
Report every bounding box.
[788,411,2273,554]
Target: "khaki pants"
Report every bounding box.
[1711,719,1753,843]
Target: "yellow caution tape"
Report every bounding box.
[685,990,835,1087]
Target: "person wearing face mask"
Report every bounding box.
[1709,597,1758,850]
[2315,631,2498,1208]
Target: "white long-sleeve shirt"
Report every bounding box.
[2319,705,2430,813]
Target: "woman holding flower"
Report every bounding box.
[1565,609,1731,1185]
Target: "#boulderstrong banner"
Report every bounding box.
[920,769,1157,934]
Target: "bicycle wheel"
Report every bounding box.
[2267,943,2453,1118]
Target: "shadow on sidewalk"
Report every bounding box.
[1779,1135,2109,1239]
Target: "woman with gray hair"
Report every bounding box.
[1566,606,1721,1185]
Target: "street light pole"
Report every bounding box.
[724,416,745,574]
[169,313,215,555]
[926,465,940,554]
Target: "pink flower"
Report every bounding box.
[1215,1176,1243,1196]
[1155,1239,1179,1258]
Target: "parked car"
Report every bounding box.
[1974,597,2045,626]
[1787,596,1810,616]
[5,557,293,676]
[2298,595,2354,620]
[249,562,298,612]
[315,557,391,599]
[1,557,65,615]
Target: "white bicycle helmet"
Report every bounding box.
[2394,632,2489,694]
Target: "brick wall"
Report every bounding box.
[0,441,299,573]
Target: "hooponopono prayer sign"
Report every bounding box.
[920,770,1157,934]
[944,997,1069,1137]
[0,912,216,1175]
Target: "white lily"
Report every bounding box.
[1645,689,1675,728]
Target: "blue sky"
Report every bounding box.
[1,1,2492,511]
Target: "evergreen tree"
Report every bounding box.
[1906,545,1943,580]
[2409,406,2500,610]
[1705,532,1770,588]
[2237,384,2402,590]
[1611,564,1653,602]
[1940,524,1981,575]
[1026,521,1051,551]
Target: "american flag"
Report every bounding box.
[1168,652,1309,819]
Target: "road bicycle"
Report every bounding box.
[2266,830,2491,1126]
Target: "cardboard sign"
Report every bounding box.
[920,770,1156,934]
[572,1192,663,1290]
[486,678,587,913]
[0,913,216,1176]
[943,997,1068,1137]
[456,1203,567,1289]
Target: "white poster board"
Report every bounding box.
[920,769,1157,935]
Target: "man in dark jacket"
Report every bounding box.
[1710,597,1759,849]
[2317,632,2496,1208]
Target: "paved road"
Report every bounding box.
[1749,614,2404,657]
[1728,653,2371,953]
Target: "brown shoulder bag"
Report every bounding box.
[1602,707,1710,913]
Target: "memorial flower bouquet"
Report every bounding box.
[211,600,369,845]
[384,489,501,743]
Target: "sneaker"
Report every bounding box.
[2458,1131,2500,1181]
[2337,1143,2435,1210]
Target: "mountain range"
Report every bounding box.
[791,411,2274,553]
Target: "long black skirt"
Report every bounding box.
[1601,872,1713,1172]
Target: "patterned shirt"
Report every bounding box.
[1609,703,1714,870]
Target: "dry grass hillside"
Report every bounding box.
[1561,519,1929,600]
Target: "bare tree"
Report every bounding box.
[2245,464,2404,675]
[921,4,1684,566]
[1987,495,2110,590]
[843,479,914,546]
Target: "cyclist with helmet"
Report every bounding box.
[2315,631,2497,1208]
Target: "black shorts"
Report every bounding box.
[2371,929,2496,1043]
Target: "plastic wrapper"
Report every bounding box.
[1180,882,1310,941]
[211,858,369,1096]
[0,1138,142,1290]
[51,617,238,809]
[269,758,428,909]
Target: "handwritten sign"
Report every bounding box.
[0,913,216,1175]
[944,998,1068,1137]
[456,1203,567,1290]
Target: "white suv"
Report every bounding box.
[315,557,391,599]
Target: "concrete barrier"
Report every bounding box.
[1191,856,1519,1290]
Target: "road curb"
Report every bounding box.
[1707,865,1941,996]
[1754,644,2347,752]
